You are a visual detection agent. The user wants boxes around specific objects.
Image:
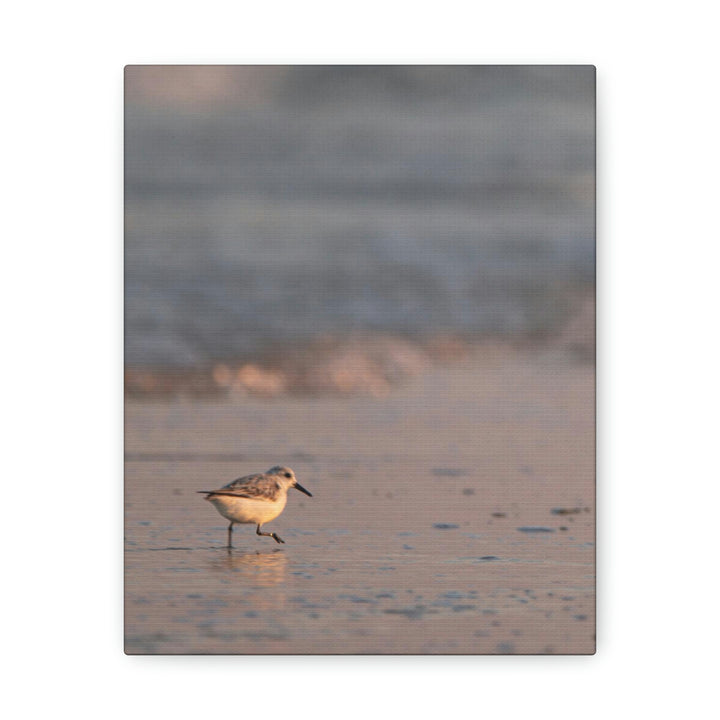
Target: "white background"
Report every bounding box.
[3,2,718,718]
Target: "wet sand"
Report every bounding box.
[125,344,595,654]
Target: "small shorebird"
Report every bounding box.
[198,466,312,547]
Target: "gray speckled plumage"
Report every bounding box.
[213,472,285,500]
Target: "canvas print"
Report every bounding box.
[124,65,595,654]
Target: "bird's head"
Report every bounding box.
[267,466,313,496]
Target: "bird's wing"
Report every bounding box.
[217,473,282,500]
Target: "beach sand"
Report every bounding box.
[125,342,595,654]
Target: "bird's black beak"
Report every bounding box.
[294,482,313,497]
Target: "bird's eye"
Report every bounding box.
[284,472,292,478]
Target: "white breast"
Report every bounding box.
[208,493,288,524]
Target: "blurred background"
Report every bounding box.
[124,65,595,396]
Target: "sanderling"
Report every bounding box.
[197,466,312,547]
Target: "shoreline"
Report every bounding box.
[125,293,594,399]
[125,341,595,654]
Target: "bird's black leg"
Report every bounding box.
[256,524,285,544]
[227,522,234,548]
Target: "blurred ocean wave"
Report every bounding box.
[125,66,594,369]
